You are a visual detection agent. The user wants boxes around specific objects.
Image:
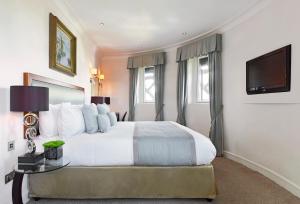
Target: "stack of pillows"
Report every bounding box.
[39,103,118,137]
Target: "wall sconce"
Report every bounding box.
[99,74,105,87]
[90,68,98,80]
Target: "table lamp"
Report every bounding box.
[10,86,49,154]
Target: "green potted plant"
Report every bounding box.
[43,140,65,160]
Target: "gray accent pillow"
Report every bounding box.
[82,104,98,134]
[97,114,111,133]
[97,104,110,114]
[107,112,118,126]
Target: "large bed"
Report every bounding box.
[24,72,217,200]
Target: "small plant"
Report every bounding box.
[43,140,65,149]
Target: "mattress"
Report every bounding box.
[34,121,216,166]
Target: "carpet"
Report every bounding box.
[27,158,300,204]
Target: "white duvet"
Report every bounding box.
[34,122,216,166]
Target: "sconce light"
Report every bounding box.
[99,74,105,81]
[99,74,105,88]
[90,68,98,78]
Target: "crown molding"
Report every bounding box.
[53,0,98,46]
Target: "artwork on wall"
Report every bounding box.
[49,13,77,76]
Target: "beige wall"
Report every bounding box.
[0,0,96,203]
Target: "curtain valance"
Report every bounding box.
[176,34,222,62]
[127,52,166,69]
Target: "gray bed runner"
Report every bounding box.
[133,121,196,166]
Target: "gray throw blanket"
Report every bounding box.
[133,121,196,166]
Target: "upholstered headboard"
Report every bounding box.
[22,73,85,138]
[23,73,85,104]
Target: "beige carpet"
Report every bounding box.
[28,158,300,204]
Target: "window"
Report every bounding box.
[197,56,209,102]
[143,67,155,103]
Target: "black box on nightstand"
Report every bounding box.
[18,152,45,164]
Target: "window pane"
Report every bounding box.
[197,57,209,102]
[144,67,155,102]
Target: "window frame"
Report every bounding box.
[139,66,155,104]
[196,55,210,103]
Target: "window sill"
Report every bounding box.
[137,102,155,105]
[188,102,210,105]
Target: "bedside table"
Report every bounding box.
[12,157,70,204]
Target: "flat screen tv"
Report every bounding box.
[246,45,291,95]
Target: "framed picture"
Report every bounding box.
[49,13,76,76]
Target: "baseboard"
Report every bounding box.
[224,151,300,198]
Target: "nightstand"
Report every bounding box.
[12,157,70,204]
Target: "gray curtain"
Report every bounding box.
[128,52,165,68]
[176,33,223,156]
[154,64,165,121]
[176,34,222,62]
[208,52,224,156]
[128,68,139,121]
[176,60,188,126]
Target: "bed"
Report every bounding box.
[24,72,217,200]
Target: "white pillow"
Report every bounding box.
[107,112,118,126]
[39,104,61,137]
[58,103,85,137]
[97,114,111,133]
[97,104,110,114]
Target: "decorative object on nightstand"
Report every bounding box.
[43,140,65,160]
[91,96,110,105]
[10,86,49,154]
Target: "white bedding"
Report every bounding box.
[35,122,216,166]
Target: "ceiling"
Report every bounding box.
[63,0,262,56]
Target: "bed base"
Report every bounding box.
[28,165,216,200]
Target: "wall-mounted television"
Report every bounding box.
[246,45,291,95]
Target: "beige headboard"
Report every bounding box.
[23,72,85,138]
[23,72,85,104]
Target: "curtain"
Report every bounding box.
[176,60,188,125]
[176,34,222,62]
[175,33,223,156]
[208,52,224,156]
[128,52,165,68]
[128,68,139,121]
[154,64,165,121]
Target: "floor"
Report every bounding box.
[28,158,300,204]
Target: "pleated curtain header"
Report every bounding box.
[127,52,166,68]
[176,34,222,62]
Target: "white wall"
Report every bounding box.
[222,0,300,197]
[0,0,96,203]
[100,0,300,197]
[100,47,211,135]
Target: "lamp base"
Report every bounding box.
[26,139,36,154]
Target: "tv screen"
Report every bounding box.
[246,45,291,95]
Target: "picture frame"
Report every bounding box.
[49,13,77,76]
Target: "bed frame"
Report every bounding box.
[24,72,217,200]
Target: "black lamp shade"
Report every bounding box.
[10,86,49,112]
[91,96,110,105]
